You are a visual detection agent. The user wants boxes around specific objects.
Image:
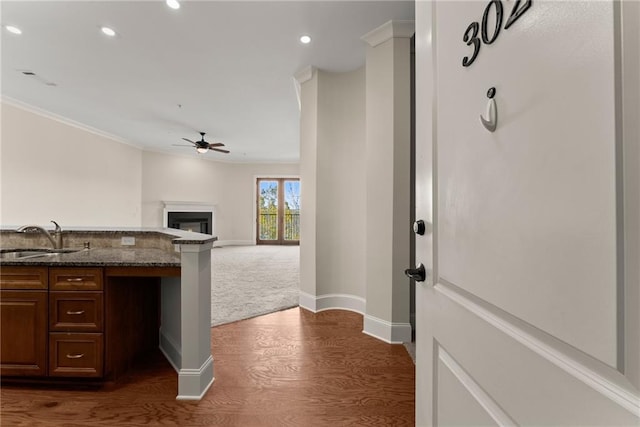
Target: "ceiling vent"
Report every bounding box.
[19,70,57,86]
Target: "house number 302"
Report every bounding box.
[462,0,532,67]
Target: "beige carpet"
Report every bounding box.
[210,245,300,327]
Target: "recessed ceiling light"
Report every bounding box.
[101,26,116,37]
[166,0,180,10]
[300,35,311,44]
[5,25,22,35]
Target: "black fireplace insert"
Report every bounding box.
[167,211,212,235]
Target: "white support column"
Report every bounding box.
[176,241,214,400]
[295,66,319,311]
[362,20,414,343]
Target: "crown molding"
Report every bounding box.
[293,65,316,111]
[1,96,143,150]
[293,65,316,85]
[361,20,415,47]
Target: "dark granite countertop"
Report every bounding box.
[0,248,181,267]
[0,226,217,245]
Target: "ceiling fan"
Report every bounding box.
[174,132,229,154]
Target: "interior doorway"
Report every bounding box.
[256,178,300,245]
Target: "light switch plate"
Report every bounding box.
[121,236,135,246]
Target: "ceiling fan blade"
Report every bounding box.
[182,138,196,144]
[172,144,193,147]
[211,148,230,153]
[207,142,225,148]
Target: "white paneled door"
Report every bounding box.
[414,1,639,425]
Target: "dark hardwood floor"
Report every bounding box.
[0,308,415,426]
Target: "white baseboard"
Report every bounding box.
[299,292,411,344]
[298,291,318,311]
[213,240,254,247]
[363,314,412,344]
[159,327,181,372]
[299,292,365,314]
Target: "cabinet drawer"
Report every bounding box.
[49,333,103,377]
[50,268,103,291]
[50,292,103,332]
[0,267,48,290]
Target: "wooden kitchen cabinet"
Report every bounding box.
[1,265,166,383]
[48,267,104,378]
[0,267,49,376]
[0,267,105,378]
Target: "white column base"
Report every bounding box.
[176,356,215,401]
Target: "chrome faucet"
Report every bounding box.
[17,220,63,249]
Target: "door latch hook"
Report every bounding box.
[480,87,497,133]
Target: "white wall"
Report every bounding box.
[141,150,299,244]
[316,68,367,298]
[0,101,142,227]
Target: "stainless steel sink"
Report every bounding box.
[0,248,84,260]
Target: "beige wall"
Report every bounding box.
[1,102,142,227]
[316,68,367,298]
[141,150,299,244]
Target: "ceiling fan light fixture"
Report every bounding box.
[166,0,180,10]
[196,147,209,154]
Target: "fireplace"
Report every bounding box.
[163,202,215,236]
[167,211,212,234]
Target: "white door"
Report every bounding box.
[414,1,640,425]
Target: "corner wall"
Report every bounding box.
[298,20,414,344]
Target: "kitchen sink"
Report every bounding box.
[0,248,84,260]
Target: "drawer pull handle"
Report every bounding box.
[66,353,85,359]
[66,310,85,315]
[66,278,84,282]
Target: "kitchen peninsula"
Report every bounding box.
[0,227,216,401]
